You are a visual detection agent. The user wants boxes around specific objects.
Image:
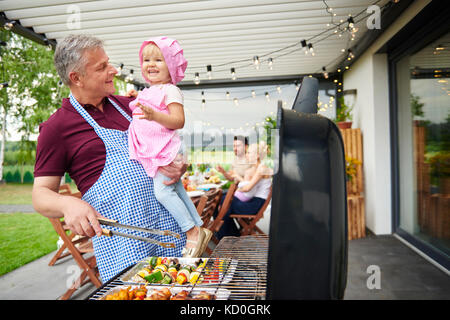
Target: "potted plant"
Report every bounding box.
[336,96,353,129]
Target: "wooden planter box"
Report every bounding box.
[340,128,366,240]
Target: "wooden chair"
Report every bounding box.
[230,187,272,236]
[48,184,102,300]
[202,183,237,254]
[197,188,223,227]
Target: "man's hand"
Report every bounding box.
[126,89,138,98]
[158,154,188,185]
[216,165,226,175]
[32,176,104,238]
[62,196,104,237]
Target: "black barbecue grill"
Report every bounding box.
[86,76,348,300]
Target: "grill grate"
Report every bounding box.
[209,235,268,300]
[87,235,268,300]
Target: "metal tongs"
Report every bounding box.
[98,217,180,249]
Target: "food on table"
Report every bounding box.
[205,174,221,184]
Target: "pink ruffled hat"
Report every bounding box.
[138,36,188,85]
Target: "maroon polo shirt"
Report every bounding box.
[34,95,134,195]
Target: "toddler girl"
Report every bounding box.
[128,36,211,258]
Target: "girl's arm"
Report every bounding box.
[238,164,265,192]
[139,102,185,130]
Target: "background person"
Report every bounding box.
[216,135,251,183]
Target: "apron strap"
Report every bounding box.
[69,94,132,129]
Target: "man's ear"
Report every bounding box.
[68,71,82,87]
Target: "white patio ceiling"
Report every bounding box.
[1,0,391,85]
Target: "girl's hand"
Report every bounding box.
[138,103,155,121]
[126,89,138,98]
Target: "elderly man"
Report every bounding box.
[32,35,189,282]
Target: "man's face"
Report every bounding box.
[75,47,117,98]
[233,140,246,157]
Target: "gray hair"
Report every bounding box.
[54,34,104,85]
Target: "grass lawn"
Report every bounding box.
[0,183,33,205]
[0,213,59,276]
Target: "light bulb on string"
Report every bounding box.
[231,68,236,80]
[308,43,315,56]
[226,91,230,100]
[301,40,308,55]
[322,67,329,79]
[268,58,273,70]
[206,65,212,80]
[126,69,134,82]
[294,81,300,90]
[347,49,355,60]
[276,86,282,94]
[251,90,256,98]
[201,99,206,110]
[117,63,124,76]
[347,16,355,29]
[194,72,200,85]
[3,20,16,30]
[265,92,270,101]
[253,56,260,70]
[233,98,239,106]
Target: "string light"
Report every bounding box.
[308,43,315,56]
[265,92,270,101]
[226,91,230,100]
[117,63,124,76]
[276,86,282,94]
[322,66,329,79]
[230,68,236,80]
[125,69,134,82]
[105,0,395,85]
[233,98,239,106]
[268,58,273,70]
[206,65,212,80]
[253,56,260,70]
[3,20,16,30]
[0,82,9,89]
[194,72,200,85]
[301,40,308,55]
[251,90,256,98]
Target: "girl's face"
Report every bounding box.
[247,144,259,164]
[141,44,171,84]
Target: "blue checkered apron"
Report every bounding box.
[69,94,186,283]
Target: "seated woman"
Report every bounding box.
[216,142,272,240]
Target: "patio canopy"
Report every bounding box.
[0,0,396,87]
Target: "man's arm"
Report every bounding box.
[216,165,236,182]
[32,176,103,237]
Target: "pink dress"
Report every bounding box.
[128,85,181,178]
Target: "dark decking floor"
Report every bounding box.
[344,234,449,300]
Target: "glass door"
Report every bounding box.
[395,31,450,258]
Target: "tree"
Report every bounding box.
[0,29,69,181]
[411,93,425,118]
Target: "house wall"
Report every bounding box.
[343,0,431,234]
